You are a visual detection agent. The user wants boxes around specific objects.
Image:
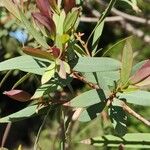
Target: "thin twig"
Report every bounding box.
[122,102,150,126]
[97,0,150,25]
[1,123,12,148]
[72,72,150,127]
[0,71,12,88]
[34,107,51,150]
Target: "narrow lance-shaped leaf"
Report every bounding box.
[120,39,133,87]
[3,90,31,102]
[19,10,49,49]
[63,8,80,33]
[87,0,116,45]
[36,0,51,18]
[117,90,150,106]
[0,104,54,123]
[41,62,56,84]
[23,47,54,61]
[0,55,48,75]
[92,20,104,56]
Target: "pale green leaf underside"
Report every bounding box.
[117,90,150,106]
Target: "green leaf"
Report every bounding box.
[109,98,127,136]
[0,55,49,75]
[71,57,121,73]
[117,90,150,106]
[87,0,116,44]
[81,133,150,148]
[120,39,133,87]
[53,10,66,35]
[63,8,80,33]
[1,0,20,20]
[84,71,120,87]
[19,10,49,49]
[103,37,129,57]
[78,102,106,122]
[0,105,52,123]
[41,63,56,84]
[92,20,104,56]
[71,89,107,107]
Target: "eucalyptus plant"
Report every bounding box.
[0,0,150,149]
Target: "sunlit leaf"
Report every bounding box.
[120,39,133,87]
[0,55,49,75]
[71,89,107,107]
[71,57,121,73]
[41,62,56,84]
[92,20,104,56]
[63,8,80,33]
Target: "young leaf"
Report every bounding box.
[117,90,150,106]
[71,89,107,107]
[131,60,148,76]
[135,76,150,87]
[53,10,66,35]
[92,20,104,56]
[130,60,150,84]
[120,39,133,87]
[0,56,49,75]
[71,57,121,72]
[3,90,31,102]
[63,8,80,33]
[19,10,49,49]
[23,47,54,61]
[41,62,56,84]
